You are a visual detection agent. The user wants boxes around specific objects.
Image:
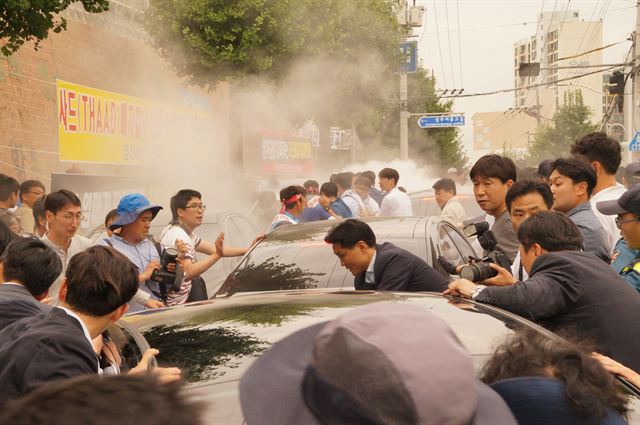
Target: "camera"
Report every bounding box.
[150,247,184,301]
[458,221,512,283]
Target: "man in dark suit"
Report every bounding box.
[0,237,62,331]
[0,246,139,407]
[446,211,640,373]
[325,219,449,292]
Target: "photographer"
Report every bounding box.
[97,194,166,311]
[445,211,640,373]
[161,189,264,306]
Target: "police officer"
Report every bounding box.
[597,184,640,293]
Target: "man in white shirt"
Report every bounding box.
[571,132,626,252]
[378,168,413,216]
[41,190,93,302]
[432,178,466,227]
[334,172,361,218]
[353,175,380,217]
[161,189,264,306]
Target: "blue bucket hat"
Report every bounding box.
[109,193,163,230]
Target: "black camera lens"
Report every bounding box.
[460,263,497,283]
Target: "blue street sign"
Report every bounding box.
[417,114,465,128]
[630,131,640,152]
[399,41,417,73]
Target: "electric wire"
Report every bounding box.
[455,0,464,88]
[431,0,448,88]
[443,0,457,87]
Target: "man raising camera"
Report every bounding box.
[445,210,640,373]
[161,189,264,306]
[97,194,166,311]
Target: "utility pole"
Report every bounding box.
[400,73,409,160]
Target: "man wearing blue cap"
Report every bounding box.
[98,194,167,311]
[597,185,640,293]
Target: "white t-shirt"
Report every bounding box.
[440,197,467,228]
[590,183,626,253]
[160,225,201,306]
[380,187,413,217]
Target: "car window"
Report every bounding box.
[108,323,148,371]
[445,224,477,260]
[436,223,466,267]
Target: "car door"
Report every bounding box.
[428,218,477,277]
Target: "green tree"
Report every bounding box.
[528,90,597,163]
[0,0,109,56]
[144,0,402,86]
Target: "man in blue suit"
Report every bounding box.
[325,219,448,292]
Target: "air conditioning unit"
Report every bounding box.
[407,6,425,27]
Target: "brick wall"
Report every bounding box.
[0,3,229,189]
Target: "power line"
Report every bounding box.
[557,0,572,38]
[431,0,448,88]
[440,64,621,99]
[456,0,464,88]
[443,0,457,87]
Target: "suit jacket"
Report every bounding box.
[0,283,51,332]
[0,308,98,407]
[477,250,640,373]
[354,242,449,292]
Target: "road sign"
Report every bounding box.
[417,114,465,128]
[399,41,417,73]
[629,131,640,152]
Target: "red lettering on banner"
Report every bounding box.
[103,100,110,134]
[127,104,134,138]
[88,97,95,133]
[110,101,117,135]
[67,90,77,132]
[80,94,89,133]
[120,102,127,136]
[134,106,141,139]
[58,89,68,132]
[96,99,103,134]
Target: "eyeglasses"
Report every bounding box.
[615,216,640,229]
[59,213,85,222]
[27,191,45,197]
[185,204,206,211]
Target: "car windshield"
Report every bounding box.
[216,217,429,295]
[122,291,564,425]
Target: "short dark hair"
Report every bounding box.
[354,175,372,188]
[44,190,81,215]
[320,182,338,198]
[0,221,17,257]
[0,374,203,425]
[64,246,139,316]
[279,185,306,210]
[551,157,597,197]
[517,210,583,252]
[481,330,628,419]
[470,155,517,183]
[362,170,376,184]
[32,196,46,227]
[324,219,376,248]
[571,132,622,175]
[1,238,62,297]
[378,168,400,185]
[537,159,555,179]
[333,172,352,190]
[505,180,554,213]
[170,189,201,223]
[18,180,45,202]
[303,180,319,190]
[0,174,19,201]
[104,209,118,228]
[432,178,457,195]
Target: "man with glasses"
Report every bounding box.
[41,190,92,302]
[161,189,263,306]
[15,180,45,235]
[597,185,640,293]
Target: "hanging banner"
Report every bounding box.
[56,80,213,164]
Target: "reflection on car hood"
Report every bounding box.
[123,290,541,386]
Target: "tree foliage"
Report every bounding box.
[144,0,402,86]
[528,90,597,163]
[0,0,109,56]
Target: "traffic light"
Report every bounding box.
[609,71,625,113]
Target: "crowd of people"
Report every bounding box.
[1,130,640,423]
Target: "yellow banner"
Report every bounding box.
[56,80,212,164]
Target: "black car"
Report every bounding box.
[113,290,640,424]
[216,216,478,296]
